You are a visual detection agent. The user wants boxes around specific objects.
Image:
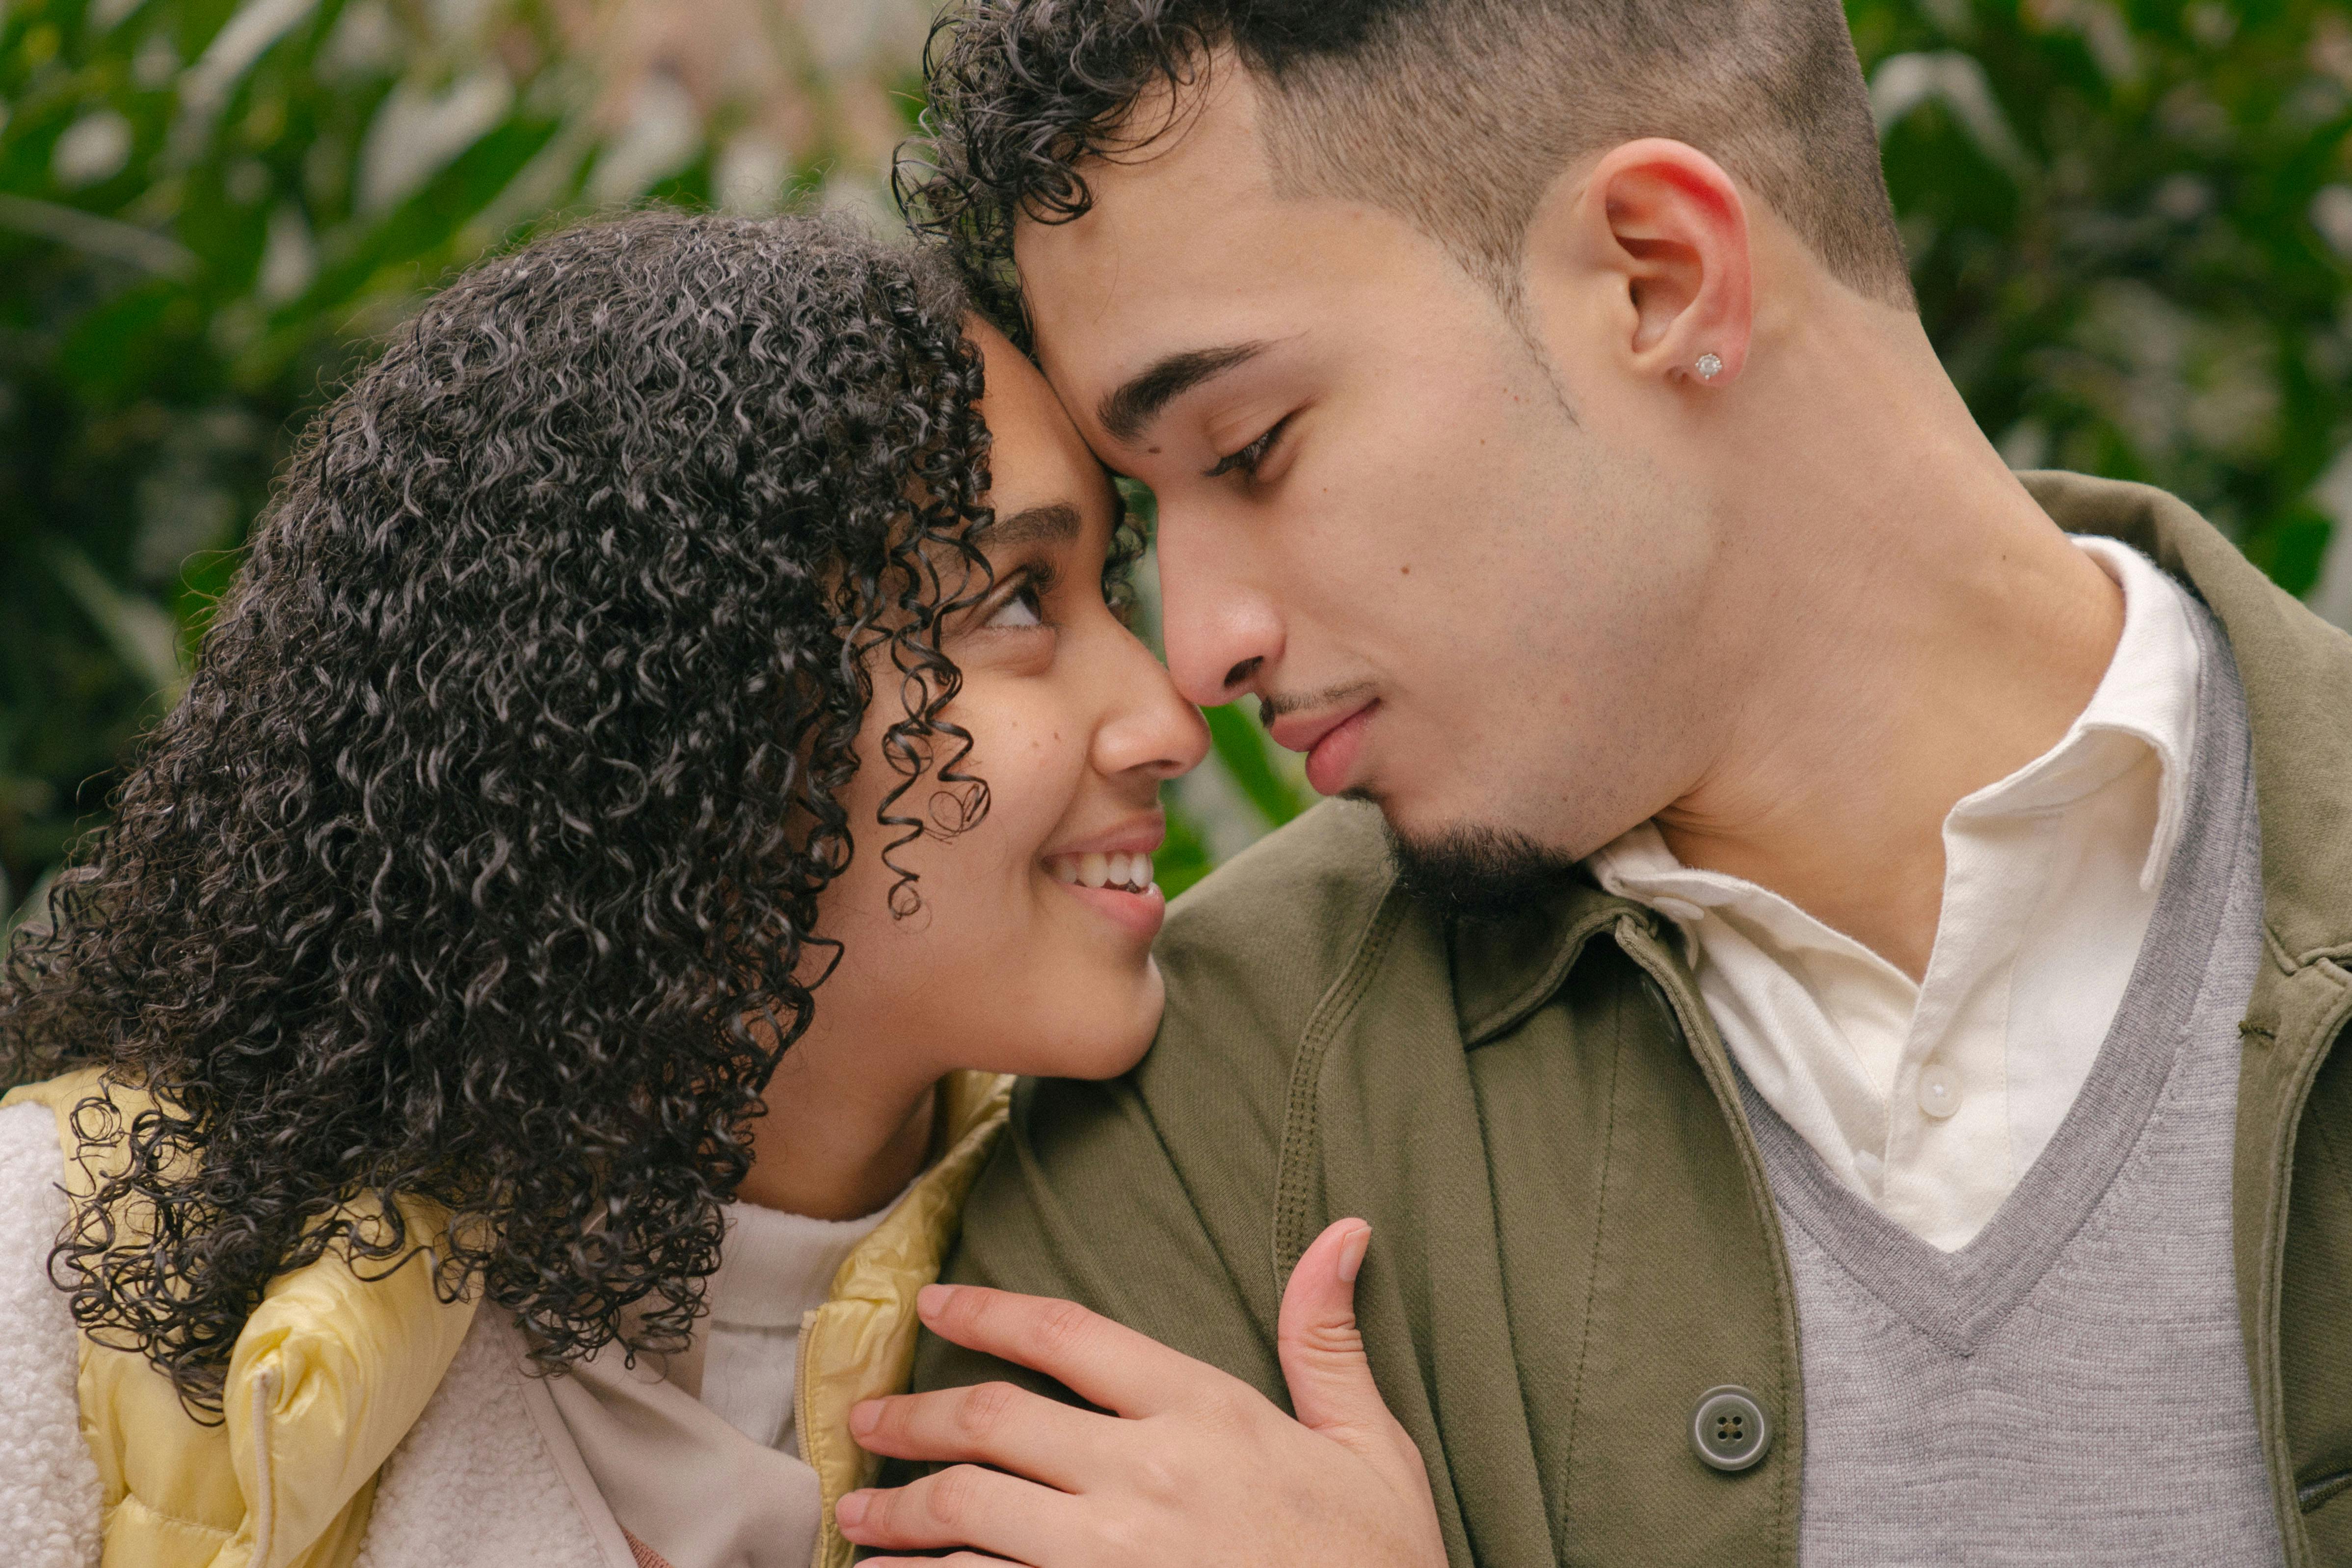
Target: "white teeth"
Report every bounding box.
[1047,850,1158,891]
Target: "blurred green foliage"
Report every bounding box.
[1852,0,2352,594]
[1,0,2349,917]
[0,0,596,922]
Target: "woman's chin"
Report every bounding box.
[967,960,1164,1082]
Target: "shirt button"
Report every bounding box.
[1689,1385,1772,1472]
[1917,1062,1961,1119]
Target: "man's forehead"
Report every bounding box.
[1013,67,1292,380]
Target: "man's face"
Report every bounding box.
[1016,66,1737,869]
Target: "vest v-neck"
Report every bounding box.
[1736,600,2258,1359]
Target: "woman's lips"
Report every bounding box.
[1303,702,1376,796]
[1056,879,1167,940]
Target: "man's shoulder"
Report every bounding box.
[1009,798,1413,1239]
[1154,798,1400,1063]
[995,801,1402,1227]
[935,803,1410,1379]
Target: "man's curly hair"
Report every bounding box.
[0,210,999,1412]
[901,0,1911,337]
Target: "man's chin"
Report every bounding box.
[1382,820,1585,919]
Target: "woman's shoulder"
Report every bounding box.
[0,1096,105,1568]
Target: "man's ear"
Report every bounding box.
[1522,137,1755,390]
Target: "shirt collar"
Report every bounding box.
[2006,535,2201,891]
[1586,535,2203,915]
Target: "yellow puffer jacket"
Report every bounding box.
[1,1066,1013,1568]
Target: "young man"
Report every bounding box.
[834,2,2352,1563]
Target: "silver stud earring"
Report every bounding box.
[1695,352,1724,381]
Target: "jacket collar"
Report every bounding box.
[1448,471,2352,1043]
[1452,882,1643,1046]
[800,1069,1014,1568]
[2022,470,2352,970]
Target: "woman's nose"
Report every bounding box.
[1094,632,1213,785]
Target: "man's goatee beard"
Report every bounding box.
[1385,822,1586,919]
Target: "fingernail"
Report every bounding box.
[1338,1223,1372,1283]
[835,1492,869,1528]
[917,1283,956,1319]
[850,1399,881,1436]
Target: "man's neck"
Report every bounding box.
[1655,314,2126,981]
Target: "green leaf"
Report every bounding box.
[238,111,562,381]
[1154,800,1216,900]
[0,191,196,276]
[43,540,188,704]
[4,863,61,949]
[1204,702,1304,829]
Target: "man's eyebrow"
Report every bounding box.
[1096,342,1268,445]
[981,502,1084,550]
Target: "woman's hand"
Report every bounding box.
[835,1218,1448,1568]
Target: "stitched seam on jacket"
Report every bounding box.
[107,1492,235,1543]
[250,1365,276,1565]
[1271,877,1403,1284]
[1615,918,1805,1565]
[1556,980,1625,1543]
[2300,1469,2352,1513]
[2261,970,2352,1568]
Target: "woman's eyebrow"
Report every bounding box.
[985,502,1084,549]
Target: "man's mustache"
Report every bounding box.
[1256,680,1379,728]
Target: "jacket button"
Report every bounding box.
[1690,1385,1771,1472]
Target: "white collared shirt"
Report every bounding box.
[1586,537,2202,1250]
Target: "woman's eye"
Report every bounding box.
[984,582,1044,629]
[1205,416,1290,480]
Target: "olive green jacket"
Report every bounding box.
[909,472,2352,1566]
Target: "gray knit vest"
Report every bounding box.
[1740,602,2284,1566]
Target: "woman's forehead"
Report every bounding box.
[971,321,1118,530]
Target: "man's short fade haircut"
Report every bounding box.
[903,0,1916,338]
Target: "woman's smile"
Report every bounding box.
[1042,816,1170,939]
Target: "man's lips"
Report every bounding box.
[1268,699,1378,797]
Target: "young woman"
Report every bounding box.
[0,211,1211,1568]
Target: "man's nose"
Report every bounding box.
[1155,518,1283,709]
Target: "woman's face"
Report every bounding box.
[811,322,1210,1083]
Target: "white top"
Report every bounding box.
[545,1194,897,1568]
[700,1197,895,1449]
[1587,537,2203,1250]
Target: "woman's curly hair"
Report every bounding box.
[0,210,999,1413]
